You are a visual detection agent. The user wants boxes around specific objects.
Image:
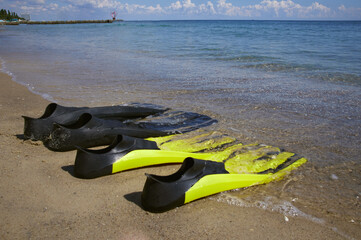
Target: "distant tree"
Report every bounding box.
[0,9,23,21]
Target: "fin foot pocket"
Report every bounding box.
[74,135,159,179]
[23,102,169,141]
[141,157,307,212]
[141,158,228,213]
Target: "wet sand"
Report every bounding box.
[0,69,359,239]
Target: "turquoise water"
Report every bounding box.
[1,21,361,231]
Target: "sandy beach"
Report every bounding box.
[1,66,360,239]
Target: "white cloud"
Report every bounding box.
[217,0,242,16]
[4,0,360,20]
[338,5,346,11]
[337,4,361,18]
[214,0,332,18]
[184,0,196,9]
[165,0,216,15]
[300,2,330,15]
[67,0,122,9]
[10,0,51,13]
[169,1,182,11]
[123,4,145,14]
[166,0,196,13]
[31,0,46,4]
[48,3,58,11]
[199,1,216,14]
[19,4,48,12]
[121,3,165,15]
[255,0,303,16]
[147,4,164,14]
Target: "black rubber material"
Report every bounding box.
[74,135,159,179]
[44,110,217,151]
[44,113,167,151]
[23,103,86,141]
[141,158,229,213]
[23,103,168,141]
[133,111,218,134]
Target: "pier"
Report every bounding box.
[1,21,20,25]
[23,19,115,24]
[1,20,119,25]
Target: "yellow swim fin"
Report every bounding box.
[74,134,305,181]
[141,157,307,212]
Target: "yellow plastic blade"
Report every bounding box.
[112,150,214,173]
[146,131,236,152]
[184,157,307,203]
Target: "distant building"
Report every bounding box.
[21,13,30,21]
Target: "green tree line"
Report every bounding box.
[0,9,24,21]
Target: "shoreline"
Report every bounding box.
[0,66,358,239]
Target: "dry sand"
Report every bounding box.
[0,70,352,239]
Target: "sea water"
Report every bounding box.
[1,21,360,230]
[1,21,360,104]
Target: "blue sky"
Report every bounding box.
[1,0,361,20]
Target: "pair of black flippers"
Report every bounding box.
[23,103,217,151]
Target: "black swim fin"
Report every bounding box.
[44,113,167,151]
[129,110,218,134]
[74,135,159,179]
[23,103,86,140]
[45,110,217,151]
[142,158,228,212]
[141,157,307,212]
[23,103,168,141]
[73,131,236,179]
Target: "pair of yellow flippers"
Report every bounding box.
[73,131,306,212]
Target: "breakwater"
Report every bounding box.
[1,20,118,25]
[1,21,20,25]
[24,20,115,24]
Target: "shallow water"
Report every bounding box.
[1,20,360,236]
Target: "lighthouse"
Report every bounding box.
[111,11,116,20]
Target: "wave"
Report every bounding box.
[169,52,277,63]
[239,62,315,72]
[216,55,277,63]
[0,56,57,103]
[235,61,361,85]
[309,72,361,85]
[215,194,325,224]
